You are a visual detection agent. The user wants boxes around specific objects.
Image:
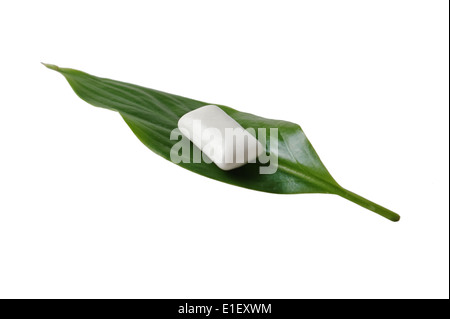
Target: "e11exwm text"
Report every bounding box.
[178,303,272,316]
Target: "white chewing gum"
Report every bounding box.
[177,105,264,170]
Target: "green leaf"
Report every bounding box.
[43,63,400,222]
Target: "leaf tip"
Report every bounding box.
[41,62,60,71]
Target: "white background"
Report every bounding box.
[0,1,448,299]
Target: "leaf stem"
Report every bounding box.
[337,188,400,222]
[278,162,400,221]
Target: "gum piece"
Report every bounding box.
[177,105,264,170]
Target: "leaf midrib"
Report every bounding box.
[276,159,341,194]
